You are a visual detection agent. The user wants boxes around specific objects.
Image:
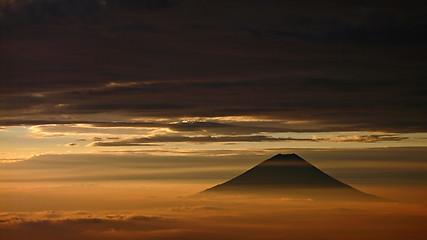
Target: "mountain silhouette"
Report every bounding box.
[201,154,382,201]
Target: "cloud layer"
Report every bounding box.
[2,147,426,185]
[1,200,426,240]
[1,0,426,134]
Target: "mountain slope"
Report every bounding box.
[201,154,382,201]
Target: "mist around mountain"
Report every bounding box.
[202,154,383,201]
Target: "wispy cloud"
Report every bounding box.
[89,133,406,146]
[89,135,318,146]
[2,147,426,183]
[330,134,408,143]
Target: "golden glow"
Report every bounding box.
[1,180,426,240]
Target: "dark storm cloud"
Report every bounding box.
[112,22,156,32]
[239,14,427,45]
[0,0,179,30]
[1,0,426,133]
[1,78,426,132]
[107,0,181,11]
[0,0,102,31]
[0,95,46,110]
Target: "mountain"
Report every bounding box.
[201,154,382,201]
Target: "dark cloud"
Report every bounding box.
[106,0,181,11]
[0,0,102,31]
[112,22,156,32]
[0,118,360,135]
[0,119,158,127]
[1,0,426,134]
[92,142,162,147]
[1,78,426,133]
[240,14,427,45]
[90,133,406,146]
[76,136,120,141]
[0,0,180,31]
[91,135,317,146]
[167,121,288,135]
[0,95,46,110]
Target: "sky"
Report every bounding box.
[0,1,427,239]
